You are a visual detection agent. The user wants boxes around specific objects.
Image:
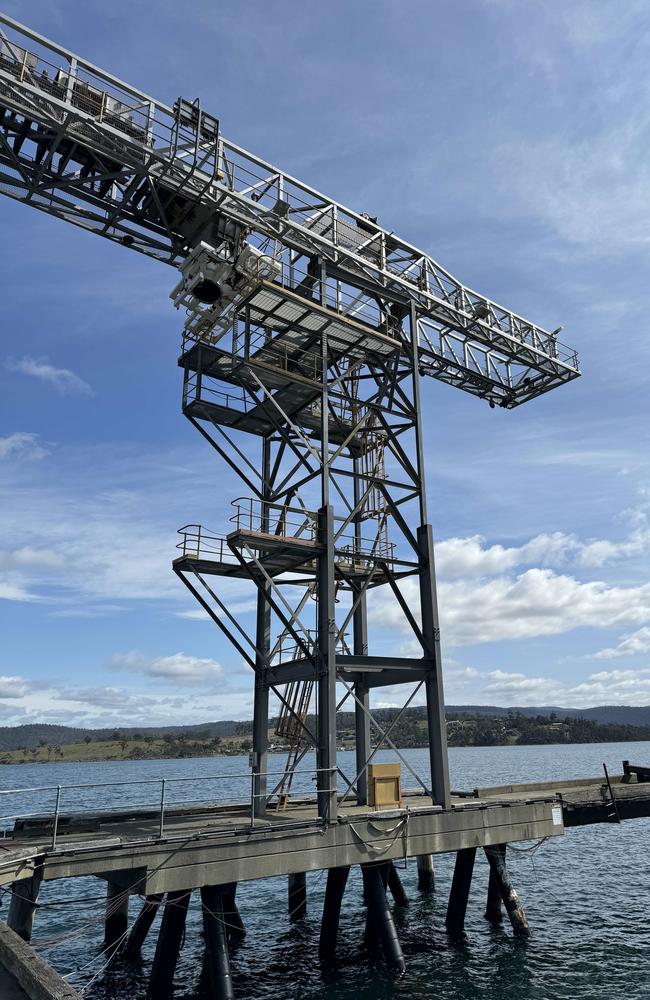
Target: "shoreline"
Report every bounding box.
[3,733,650,766]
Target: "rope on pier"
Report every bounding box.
[347,812,410,859]
[506,837,548,855]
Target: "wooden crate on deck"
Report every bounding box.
[368,763,402,809]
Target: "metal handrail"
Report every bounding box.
[178,501,398,565]
[0,766,338,845]
[176,525,237,563]
[230,498,396,562]
[271,629,350,665]
[247,329,322,381]
[183,372,250,413]
[229,497,317,540]
[0,11,580,390]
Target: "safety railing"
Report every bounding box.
[301,393,368,427]
[246,328,323,383]
[0,14,579,382]
[178,249,396,364]
[271,629,351,666]
[0,23,219,175]
[270,255,386,334]
[182,370,250,415]
[335,536,396,567]
[178,500,399,567]
[176,525,238,563]
[0,766,339,847]
[229,498,318,542]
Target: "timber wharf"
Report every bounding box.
[1,762,650,998]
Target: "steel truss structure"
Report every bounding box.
[0,13,581,820]
[174,282,451,818]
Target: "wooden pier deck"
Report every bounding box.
[2,772,649,896]
[1,767,649,996]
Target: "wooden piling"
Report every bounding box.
[201,885,234,1000]
[123,894,164,960]
[7,871,42,943]
[416,854,435,893]
[362,864,405,973]
[484,845,528,937]
[147,889,191,999]
[319,865,350,965]
[223,882,245,942]
[104,881,129,955]
[484,845,506,924]
[363,891,382,960]
[288,871,307,921]
[363,864,385,958]
[387,862,409,907]
[445,847,477,938]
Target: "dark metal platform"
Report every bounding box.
[3,773,650,895]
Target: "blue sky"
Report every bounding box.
[1,0,650,728]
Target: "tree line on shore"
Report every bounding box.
[2,711,650,764]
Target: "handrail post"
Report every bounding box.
[250,770,256,830]
[159,778,166,838]
[64,57,77,104]
[51,785,61,849]
[146,99,155,146]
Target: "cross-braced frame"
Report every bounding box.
[174,250,451,820]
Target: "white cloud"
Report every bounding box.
[175,598,257,621]
[0,547,63,570]
[56,686,163,711]
[492,125,650,252]
[440,569,650,646]
[0,440,248,609]
[0,432,47,461]
[6,356,92,396]
[370,565,650,649]
[0,549,62,603]
[578,528,650,568]
[0,675,35,698]
[569,668,650,708]
[435,506,650,578]
[479,1,650,252]
[0,681,254,728]
[110,650,224,684]
[594,627,650,660]
[48,604,129,619]
[0,581,37,602]
[443,661,650,709]
[480,669,560,699]
[435,532,575,579]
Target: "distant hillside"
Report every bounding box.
[448,705,650,727]
[0,720,239,751]
[2,705,650,750]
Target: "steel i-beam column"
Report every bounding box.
[418,523,450,808]
[317,299,337,822]
[317,503,337,821]
[354,674,370,806]
[353,456,370,805]
[252,436,272,816]
[410,304,450,809]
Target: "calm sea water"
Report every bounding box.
[2,741,649,1000]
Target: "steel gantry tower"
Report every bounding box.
[0,13,580,821]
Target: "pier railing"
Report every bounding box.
[0,766,340,847]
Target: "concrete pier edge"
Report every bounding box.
[0,920,81,1000]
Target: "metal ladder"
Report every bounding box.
[273,679,314,810]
